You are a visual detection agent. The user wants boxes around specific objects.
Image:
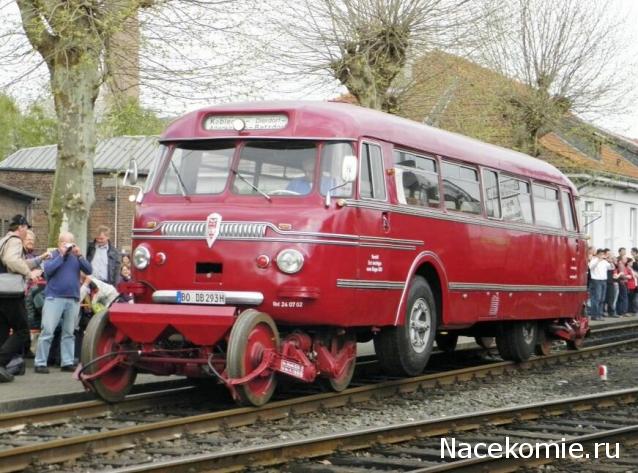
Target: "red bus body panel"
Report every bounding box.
[113,101,586,344]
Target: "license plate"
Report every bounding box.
[176,291,226,305]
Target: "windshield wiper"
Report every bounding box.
[170,160,189,197]
[232,169,271,201]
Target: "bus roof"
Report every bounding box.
[162,101,575,191]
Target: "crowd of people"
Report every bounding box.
[0,216,131,382]
[587,246,638,320]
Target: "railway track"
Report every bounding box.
[111,388,636,473]
[1,336,637,472]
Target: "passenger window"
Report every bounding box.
[532,184,562,228]
[394,150,439,208]
[500,177,533,224]
[360,143,386,200]
[441,162,481,214]
[482,169,501,218]
[561,190,577,231]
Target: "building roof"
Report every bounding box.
[0,182,40,200]
[0,136,158,174]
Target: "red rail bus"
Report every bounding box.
[79,101,588,406]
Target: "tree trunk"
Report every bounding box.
[47,59,100,251]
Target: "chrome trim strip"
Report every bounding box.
[448,283,587,293]
[152,290,264,305]
[337,279,405,290]
[132,235,416,250]
[343,199,585,239]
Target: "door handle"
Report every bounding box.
[382,211,390,233]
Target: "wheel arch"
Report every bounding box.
[393,251,449,327]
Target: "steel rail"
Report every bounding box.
[0,385,204,431]
[2,320,635,430]
[108,388,638,473]
[1,337,637,472]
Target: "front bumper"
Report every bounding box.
[152,290,264,306]
[108,303,236,345]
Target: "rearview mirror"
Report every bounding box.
[123,158,139,186]
[341,155,357,183]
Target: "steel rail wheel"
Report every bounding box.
[227,309,280,406]
[496,321,538,362]
[320,333,356,392]
[374,276,437,376]
[81,310,137,403]
[535,328,553,356]
[435,333,458,353]
[567,336,585,350]
[475,336,496,349]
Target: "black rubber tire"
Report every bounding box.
[495,321,537,362]
[435,333,458,353]
[81,310,137,403]
[374,276,437,376]
[227,309,279,406]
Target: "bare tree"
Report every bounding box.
[0,0,256,247]
[260,0,490,112]
[475,0,636,155]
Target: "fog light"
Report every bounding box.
[276,249,304,274]
[154,252,167,265]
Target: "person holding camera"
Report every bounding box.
[34,232,92,373]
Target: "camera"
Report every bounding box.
[64,243,75,254]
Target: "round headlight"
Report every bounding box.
[133,245,151,270]
[276,249,304,274]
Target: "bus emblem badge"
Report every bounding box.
[206,212,222,248]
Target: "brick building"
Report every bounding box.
[0,182,39,235]
[0,136,157,253]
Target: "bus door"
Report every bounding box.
[561,189,583,294]
[354,140,400,326]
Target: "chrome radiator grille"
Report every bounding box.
[161,221,267,239]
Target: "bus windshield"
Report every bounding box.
[234,140,353,197]
[157,139,354,197]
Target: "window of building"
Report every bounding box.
[360,143,386,200]
[631,208,637,248]
[604,203,614,249]
[500,176,533,223]
[394,150,439,208]
[441,162,481,214]
[561,190,577,231]
[532,184,562,228]
[482,169,501,218]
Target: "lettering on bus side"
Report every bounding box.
[366,254,384,273]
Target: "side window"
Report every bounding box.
[360,143,387,200]
[482,169,501,218]
[441,162,481,214]
[561,190,577,231]
[533,184,562,228]
[500,177,533,224]
[394,150,440,208]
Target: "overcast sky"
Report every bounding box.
[1,0,637,139]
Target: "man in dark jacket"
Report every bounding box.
[86,225,121,285]
[34,231,92,373]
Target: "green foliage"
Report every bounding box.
[17,103,58,148]
[0,94,21,160]
[0,93,58,161]
[100,99,166,138]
